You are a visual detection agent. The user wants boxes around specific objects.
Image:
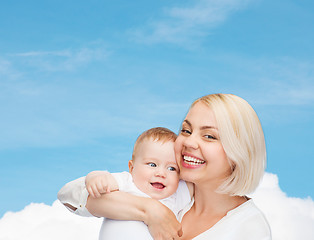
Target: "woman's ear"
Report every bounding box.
[128,160,134,173]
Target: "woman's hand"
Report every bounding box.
[144,199,183,240]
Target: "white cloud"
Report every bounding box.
[249,57,314,106]
[211,54,314,107]
[1,173,313,240]
[129,0,251,47]
[0,57,21,80]
[0,201,102,240]
[256,80,314,106]
[0,78,187,150]
[10,44,110,72]
[13,50,72,57]
[250,173,314,240]
[0,58,11,75]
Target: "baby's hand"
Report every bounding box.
[85,171,118,198]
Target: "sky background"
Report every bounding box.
[0,0,314,238]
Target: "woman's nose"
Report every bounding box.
[183,134,198,149]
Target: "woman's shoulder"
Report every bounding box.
[182,199,271,240]
[226,199,272,238]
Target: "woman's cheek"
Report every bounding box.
[173,138,182,165]
[174,137,182,154]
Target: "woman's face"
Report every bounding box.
[175,101,232,187]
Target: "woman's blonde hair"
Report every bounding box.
[192,94,266,196]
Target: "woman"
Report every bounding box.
[169,94,271,239]
[64,93,271,239]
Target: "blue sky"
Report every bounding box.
[1,0,313,217]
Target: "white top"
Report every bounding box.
[177,198,272,240]
[58,172,191,240]
[57,176,92,217]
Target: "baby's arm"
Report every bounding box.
[57,176,91,216]
[57,171,118,215]
[85,171,119,198]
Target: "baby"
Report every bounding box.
[58,127,193,240]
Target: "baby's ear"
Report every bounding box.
[128,160,134,173]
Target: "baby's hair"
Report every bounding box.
[132,127,177,160]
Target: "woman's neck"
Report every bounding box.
[192,183,247,217]
[179,184,248,240]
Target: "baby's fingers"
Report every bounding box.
[100,178,111,193]
[96,182,108,195]
[86,185,95,198]
[87,184,101,198]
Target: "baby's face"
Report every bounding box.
[129,139,179,200]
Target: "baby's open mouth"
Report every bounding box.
[151,182,165,189]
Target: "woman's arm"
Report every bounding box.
[86,191,183,240]
[58,175,183,239]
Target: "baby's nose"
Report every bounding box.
[155,168,166,178]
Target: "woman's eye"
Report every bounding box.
[181,129,191,135]
[148,163,157,167]
[204,135,216,140]
[168,166,177,171]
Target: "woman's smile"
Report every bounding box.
[182,154,205,169]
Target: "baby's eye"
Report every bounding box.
[168,166,177,171]
[148,163,157,167]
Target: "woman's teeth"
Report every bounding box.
[183,155,205,165]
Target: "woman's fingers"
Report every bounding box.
[145,200,182,240]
